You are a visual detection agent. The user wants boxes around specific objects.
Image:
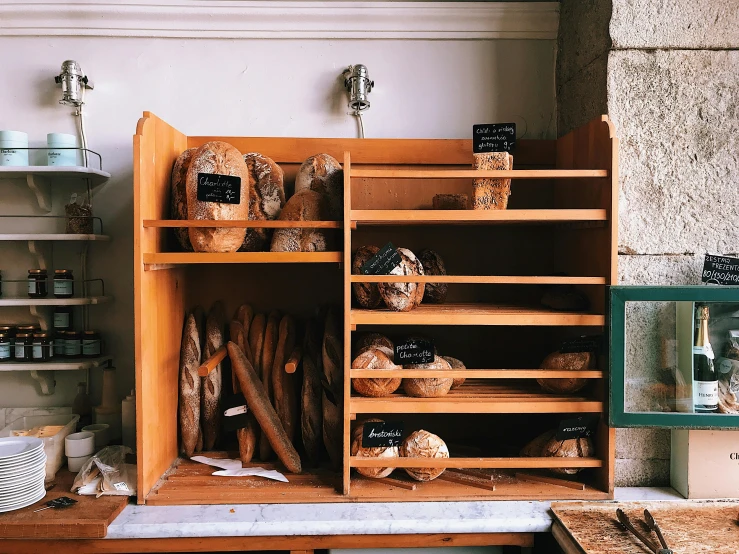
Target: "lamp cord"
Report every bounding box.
[355,111,365,139]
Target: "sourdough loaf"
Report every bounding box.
[170,148,196,251]
[418,249,448,304]
[294,153,343,220]
[322,309,343,469]
[270,190,332,252]
[202,302,225,450]
[472,152,513,210]
[441,355,466,389]
[351,420,399,479]
[186,141,250,252]
[403,355,454,397]
[378,248,425,312]
[301,318,324,466]
[521,429,594,475]
[537,351,593,394]
[355,333,394,360]
[352,246,382,308]
[179,313,201,457]
[400,430,449,481]
[239,153,285,252]
[351,348,402,398]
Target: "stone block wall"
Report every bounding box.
[558,0,739,486]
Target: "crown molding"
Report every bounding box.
[0,1,559,40]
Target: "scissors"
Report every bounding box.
[616,508,674,553]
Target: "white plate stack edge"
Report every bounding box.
[0,437,47,512]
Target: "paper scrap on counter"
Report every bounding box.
[191,456,288,482]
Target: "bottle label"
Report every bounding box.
[54,342,64,356]
[0,343,10,359]
[27,280,36,295]
[53,280,73,296]
[14,344,26,359]
[694,380,719,411]
[32,344,43,359]
[64,341,81,357]
[54,312,70,329]
[82,339,100,356]
[693,345,715,359]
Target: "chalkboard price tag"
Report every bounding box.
[361,242,402,276]
[197,172,241,205]
[362,421,404,448]
[559,335,603,354]
[395,337,435,364]
[702,254,739,285]
[555,415,599,441]
[473,123,516,154]
[221,393,249,432]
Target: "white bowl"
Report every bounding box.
[67,454,91,473]
[81,424,110,449]
[65,431,95,458]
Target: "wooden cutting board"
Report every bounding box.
[0,469,129,539]
[551,501,739,554]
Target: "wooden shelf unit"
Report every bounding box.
[134,113,617,505]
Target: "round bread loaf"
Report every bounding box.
[441,355,466,389]
[537,351,593,394]
[171,148,196,252]
[355,333,394,360]
[294,154,343,220]
[186,141,250,253]
[400,430,449,481]
[520,429,594,475]
[402,355,453,397]
[352,348,402,397]
[418,249,448,304]
[270,190,332,252]
[351,419,399,478]
[378,248,425,312]
[352,246,382,308]
[239,153,285,252]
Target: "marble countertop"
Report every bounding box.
[106,487,683,540]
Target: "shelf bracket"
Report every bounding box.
[26,175,52,212]
[27,240,47,270]
[29,306,48,332]
[30,370,56,395]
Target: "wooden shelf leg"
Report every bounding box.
[26,174,51,212]
[27,240,47,270]
[29,306,48,332]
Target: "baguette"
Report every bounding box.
[322,309,343,469]
[229,321,258,463]
[259,310,281,460]
[301,319,323,467]
[248,313,266,376]
[228,341,302,473]
[202,302,225,450]
[178,313,201,457]
[236,304,254,339]
[272,314,298,443]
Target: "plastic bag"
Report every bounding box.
[71,445,136,497]
[65,193,93,234]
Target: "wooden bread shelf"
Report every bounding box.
[349,369,604,378]
[144,251,342,269]
[351,209,607,225]
[350,304,606,326]
[350,275,607,285]
[350,169,608,179]
[143,219,341,228]
[349,457,603,469]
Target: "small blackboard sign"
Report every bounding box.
[197,172,241,205]
[702,254,739,285]
[395,337,435,364]
[221,393,249,432]
[559,335,603,354]
[473,123,516,154]
[361,242,402,276]
[555,415,599,441]
[362,421,404,448]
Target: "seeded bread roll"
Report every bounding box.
[403,355,453,397]
[400,430,449,481]
[351,420,399,479]
[202,302,225,450]
[239,153,285,252]
[270,190,333,252]
[472,152,513,210]
[355,333,394,360]
[521,429,594,475]
[352,348,402,398]
[171,148,196,251]
[186,141,250,252]
[352,246,382,308]
[537,351,593,394]
[418,249,448,304]
[378,248,425,312]
[294,153,343,220]
[179,313,201,457]
[441,355,466,389]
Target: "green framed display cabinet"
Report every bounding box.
[610,286,739,428]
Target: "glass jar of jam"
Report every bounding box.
[82,330,101,358]
[0,332,12,361]
[14,332,33,361]
[32,332,53,361]
[17,325,38,334]
[53,306,73,330]
[53,331,66,357]
[53,269,74,298]
[0,325,15,338]
[27,269,48,298]
[64,330,82,358]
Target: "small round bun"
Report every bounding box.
[378,248,425,312]
[441,355,466,389]
[352,246,382,308]
[402,355,453,397]
[355,333,394,360]
[352,348,402,397]
[537,351,593,394]
[351,419,399,478]
[418,249,448,304]
[400,429,449,481]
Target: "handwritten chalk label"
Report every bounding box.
[196,172,241,205]
[559,335,603,354]
[702,254,739,285]
[394,337,434,364]
[361,242,402,276]
[221,393,250,432]
[555,415,599,441]
[473,123,516,154]
[362,421,404,448]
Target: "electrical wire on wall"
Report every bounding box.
[355,111,365,139]
[343,65,373,139]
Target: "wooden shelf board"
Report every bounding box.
[349,457,603,469]
[0,296,111,307]
[350,303,605,326]
[350,169,608,179]
[0,234,109,241]
[350,275,607,285]
[143,251,342,269]
[351,209,608,225]
[349,369,604,379]
[143,219,341,229]
[0,356,112,371]
[0,166,111,186]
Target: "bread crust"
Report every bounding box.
[400,430,448,481]
[202,302,225,450]
[351,348,402,397]
[270,190,333,252]
[441,355,466,389]
[351,420,399,478]
[378,248,425,312]
[179,313,201,457]
[272,314,298,442]
[418,249,448,304]
[240,153,285,251]
[355,333,394,360]
[537,351,593,394]
[403,355,454,397]
[472,152,513,210]
[301,319,324,466]
[171,148,196,251]
[322,310,343,469]
[351,246,382,308]
[294,153,343,220]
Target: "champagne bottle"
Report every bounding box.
[693,304,718,413]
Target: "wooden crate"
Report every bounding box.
[134,112,617,504]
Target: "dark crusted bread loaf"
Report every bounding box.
[521,429,594,475]
[441,355,466,389]
[351,420,399,478]
[239,153,285,252]
[202,302,225,450]
[322,309,343,469]
[400,430,449,481]
[432,193,469,210]
[179,312,201,457]
[537,351,593,394]
[270,190,332,252]
[403,355,454,397]
[171,148,196,251]
[301,318,324,467]
[378,248,425,312]
[272,314,298,442]
[352,246,382,308]
[294,153,343,220]
[351,348,402,398]
[355,333,394,360]
[259,311,280,460]
[418,249,448,304]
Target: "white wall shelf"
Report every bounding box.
[0,234,109,241]
[0,356,112,372]
[0,296,111,307]
[0,166,111,186]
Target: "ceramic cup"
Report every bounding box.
[65,431,95,458]
[82,423,110,449]
[67,454,92,473]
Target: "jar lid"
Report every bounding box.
[0,325,14,331]
[16,332,32,338]
[66,331,80,337]
[28,269,47,274]
[54,269,73,274]
[17,325,37,330]
[0,332,9,338]
[0,130,29,142]
[47,133,77,145]
[83,330,98,336]
[33,332,50,338]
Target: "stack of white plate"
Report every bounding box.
[0,437,47,513]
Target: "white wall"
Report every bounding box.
[0,32,555,410]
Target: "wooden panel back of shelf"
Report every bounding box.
[350,209,608,225]
[350,397,603,414]
[349,457,603,469]
[143,219,342,228]
[349,369,604,379]
[350,169,608,179]
[350,275,607,285]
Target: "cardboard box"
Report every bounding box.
[671,429,739,498]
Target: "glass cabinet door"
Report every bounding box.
[610,286,739,427]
